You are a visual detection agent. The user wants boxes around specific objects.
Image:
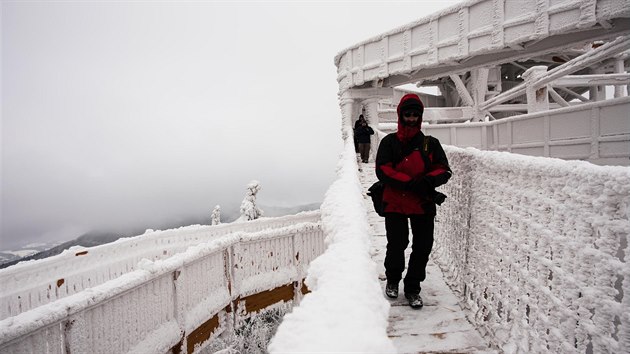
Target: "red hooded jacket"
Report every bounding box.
[375,93,452,215]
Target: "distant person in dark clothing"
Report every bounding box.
[354,115,374,163]
[375,93,452,309]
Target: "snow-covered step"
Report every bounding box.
[359,162,496,353]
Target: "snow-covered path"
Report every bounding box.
[359,162,496,354]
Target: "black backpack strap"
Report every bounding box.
[392,135,432,168]
[419,135,432,170]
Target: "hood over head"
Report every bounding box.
[396,93,424,143]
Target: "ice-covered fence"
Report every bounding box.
[0,220,325,354]
[386,96,630,166]
[0,211,319,321]
[433,146,630,353]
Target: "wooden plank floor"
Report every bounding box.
[359,162,497,354]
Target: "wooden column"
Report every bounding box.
[522,66,549,113]
[362,97,380,163]
[339,96,356,142]
[471,68,489,122]
[614,58,626,98]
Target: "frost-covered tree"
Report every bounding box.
[211,205,221,225]
[239,180,263,221]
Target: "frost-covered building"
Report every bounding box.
[335,0,630,166]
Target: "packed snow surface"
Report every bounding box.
[269,140,396,353]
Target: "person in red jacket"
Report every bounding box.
[375,93,452,309]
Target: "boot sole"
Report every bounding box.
[385,288,398,298]
[405,295,423,308]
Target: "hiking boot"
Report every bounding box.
[405,293,423,309]
[385,282,399,298]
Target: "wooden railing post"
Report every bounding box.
[172,268,186,353]
[223,246,236,338]
[291,233,302,304]
[64,312,89,353]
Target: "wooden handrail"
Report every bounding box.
[0,221,325,353]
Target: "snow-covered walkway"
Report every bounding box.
[359,162,496,354]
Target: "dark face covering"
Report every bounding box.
[401,110,421,127]
[396,95,424,143]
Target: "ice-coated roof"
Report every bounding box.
[335,0,630,91]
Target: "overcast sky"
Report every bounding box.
[1,0,459,249]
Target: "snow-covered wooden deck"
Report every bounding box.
[359,163,496,354]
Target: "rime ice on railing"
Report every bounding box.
[0,211,320,321]
[0,214,325,354]
[433,146,630,353]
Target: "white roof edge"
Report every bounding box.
[334,0,630,85]
[333,0,472,66]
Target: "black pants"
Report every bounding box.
[358,143,370,162]
[384,213,434,295]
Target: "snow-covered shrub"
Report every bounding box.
[239,180,263,221]
[211,205,221,225]
[199,306,289,354]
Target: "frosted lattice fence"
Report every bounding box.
[433,146,630,353]
[0,220,325,354]
[0,211,319,320]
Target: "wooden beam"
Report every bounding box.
[510,61,528,71]
[240,283,294,314]
[552,73,630,86]
[472,68,489,121]
[345,87,394,99]
[449,74,474,106]
[556,86,589,102]
[548,87,570,107]
[531,36,630,89]
[186,313,220,354]
[481,35,630,111]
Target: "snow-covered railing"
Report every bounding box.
[433,146,630,353]
[269,133,395,352]
[380,96,630,166]
[0,211,320,321]
[0,220,325,354]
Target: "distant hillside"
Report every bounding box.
[259,203,321,217]
[0,202,320,269]
[0,231,124,269]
